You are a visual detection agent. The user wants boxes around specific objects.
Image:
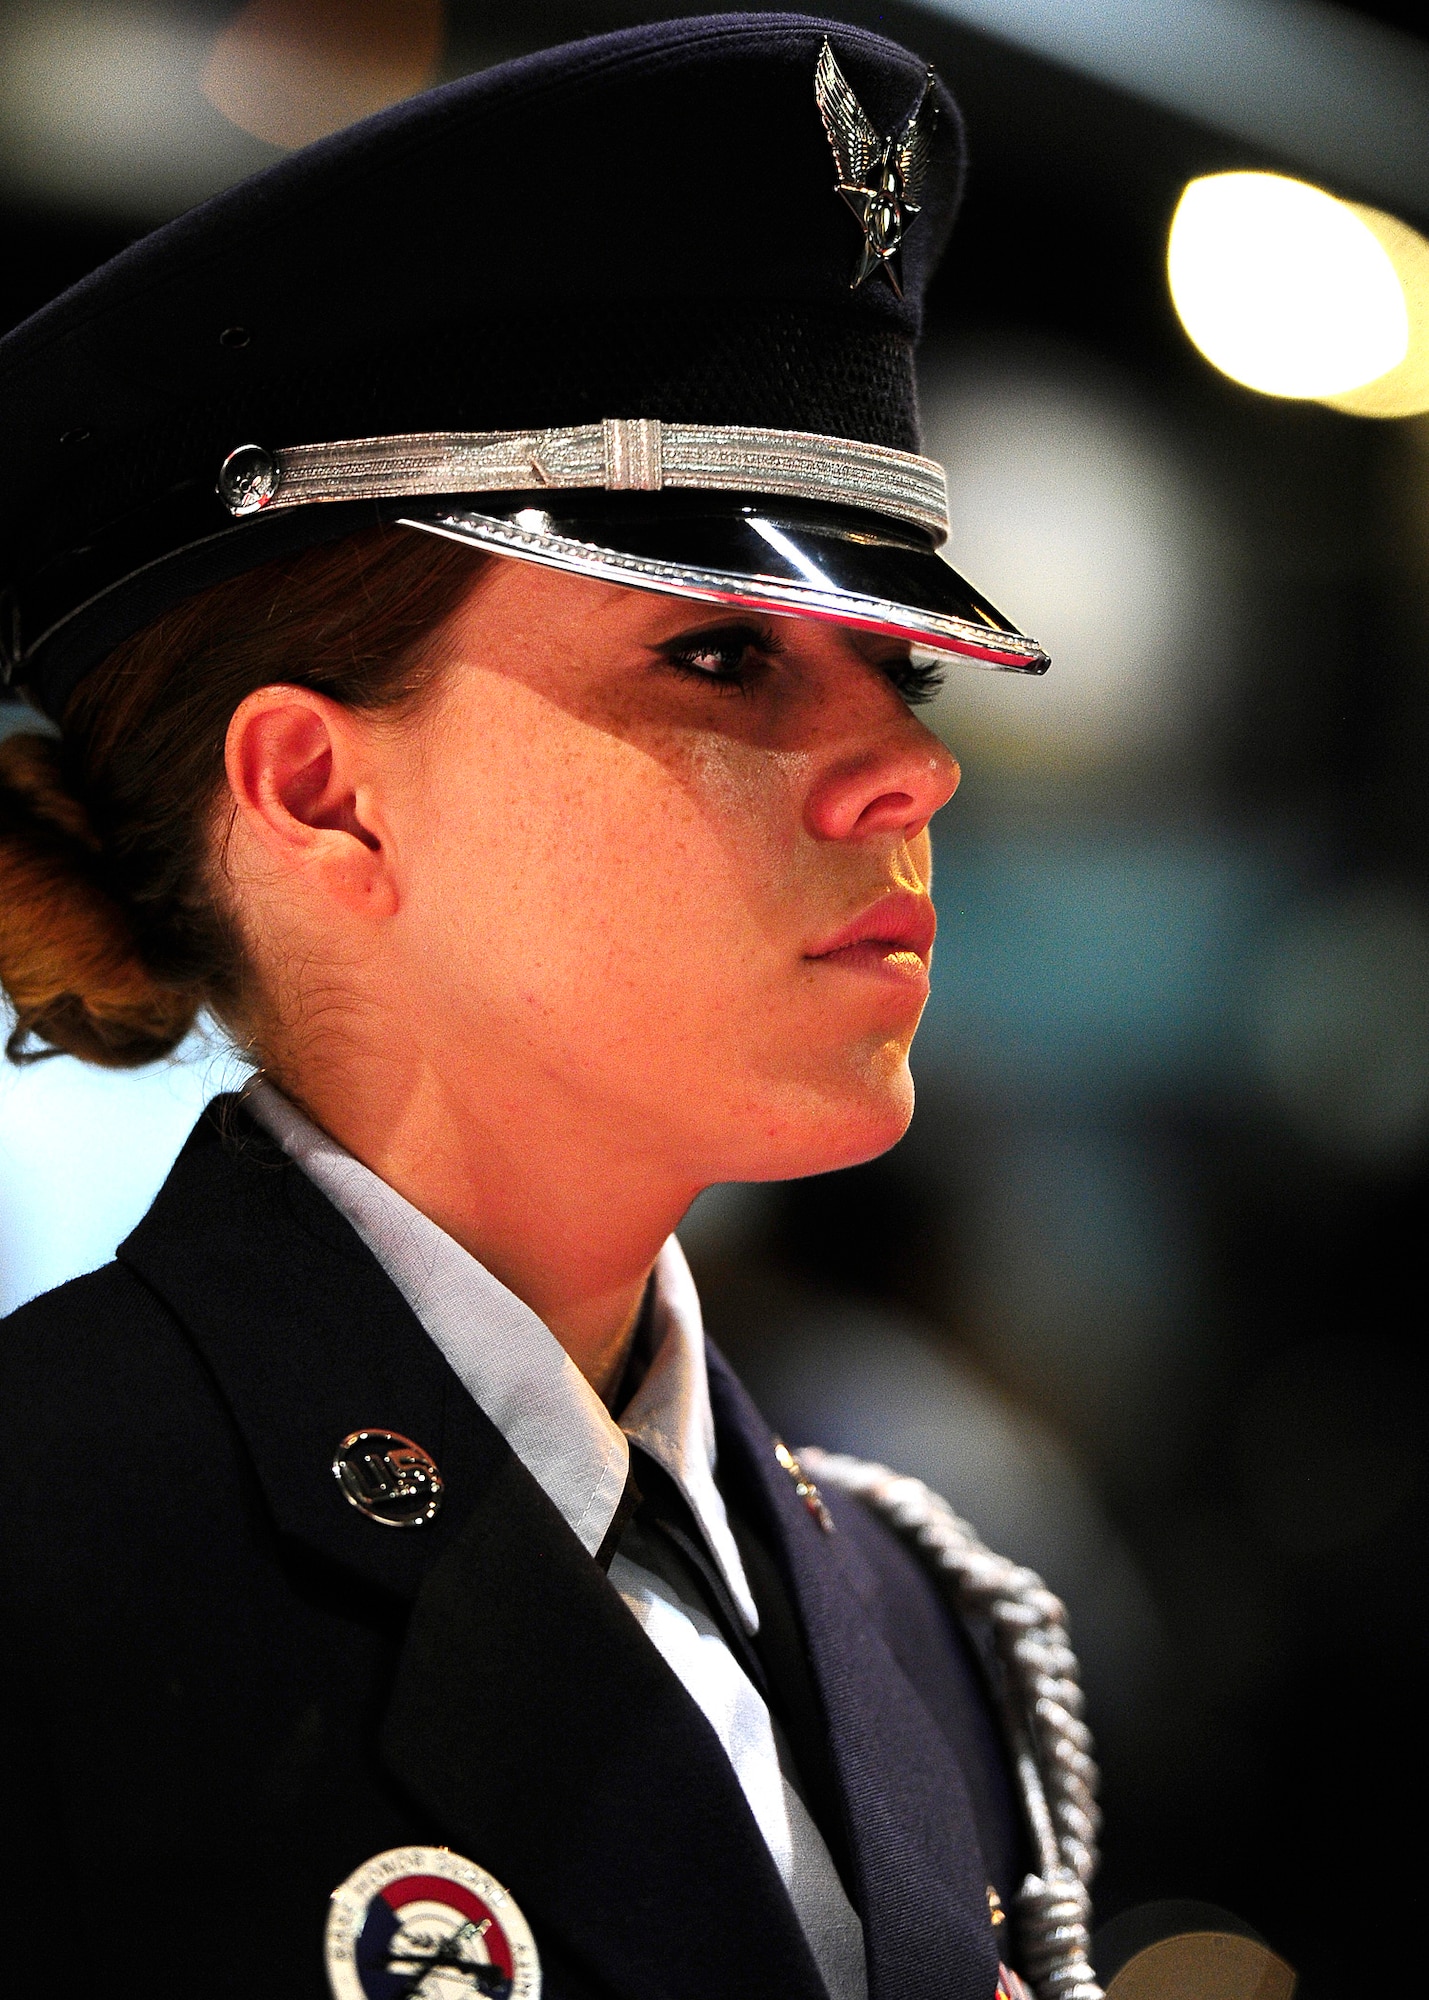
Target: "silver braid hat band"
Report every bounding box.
[216,419,952,543]
[798,1449,1104,2000]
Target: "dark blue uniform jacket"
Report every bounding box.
[0,1101,1021,1999]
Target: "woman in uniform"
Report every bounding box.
[0,17,1070,2000]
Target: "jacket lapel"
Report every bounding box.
[120,1103,827,2000]
[382,1443,828,2000]
[118,1098,488,1603]
[707,1346,1002,2000]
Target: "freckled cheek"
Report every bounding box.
[678,736,813,901]
[408,723,798,986]
[590,740,801,946]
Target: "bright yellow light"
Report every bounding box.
[1320,204,1429,419]
[1168,172,1408,399]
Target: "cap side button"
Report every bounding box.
[218,443,280,515]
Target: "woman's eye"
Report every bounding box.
[658,627,945,704]
[661,623,775,688]
[672,639,748,676]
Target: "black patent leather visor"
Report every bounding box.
[399,492,1049,673]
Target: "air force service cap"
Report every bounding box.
[0,12,1049,722]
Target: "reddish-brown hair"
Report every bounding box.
[0,526,485,1066]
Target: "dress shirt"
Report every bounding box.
[247,1082,867,2000]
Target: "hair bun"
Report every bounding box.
[0,730,198,1065]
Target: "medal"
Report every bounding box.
[326,1846,541,2000]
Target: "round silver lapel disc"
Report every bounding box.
[326,1845,541,2000]
[333,1429,444,1527]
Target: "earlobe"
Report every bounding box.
[224,687,396,916]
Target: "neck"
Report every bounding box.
[268,1042,699,1402]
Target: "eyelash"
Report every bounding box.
[660,623,948,707]
[889,653,948,707]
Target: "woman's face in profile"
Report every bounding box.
[325,555,959,1187]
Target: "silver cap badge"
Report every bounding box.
[814,39,938,297]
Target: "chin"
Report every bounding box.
[817,1077,917,1174]
[734,1043,918,1184]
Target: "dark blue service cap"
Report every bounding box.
[0,12,1048,720]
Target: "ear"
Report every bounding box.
[224,685,398,919]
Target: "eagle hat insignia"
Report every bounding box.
[814,38,938,297]
[326,1846,541,2000]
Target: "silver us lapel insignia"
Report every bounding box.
[814,38,938,297]
[326,1846,541,2000]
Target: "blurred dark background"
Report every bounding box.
[2,3,1426,1991]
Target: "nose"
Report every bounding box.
[803,716,960,844]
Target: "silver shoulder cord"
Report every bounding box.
[799,1449,1104,2000]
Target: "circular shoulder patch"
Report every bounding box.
[326,1846,541,2000]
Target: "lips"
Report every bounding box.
[805,890,937,970]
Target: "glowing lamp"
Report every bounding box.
[1168,172,1408,400]
[1321,203,1429,419]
